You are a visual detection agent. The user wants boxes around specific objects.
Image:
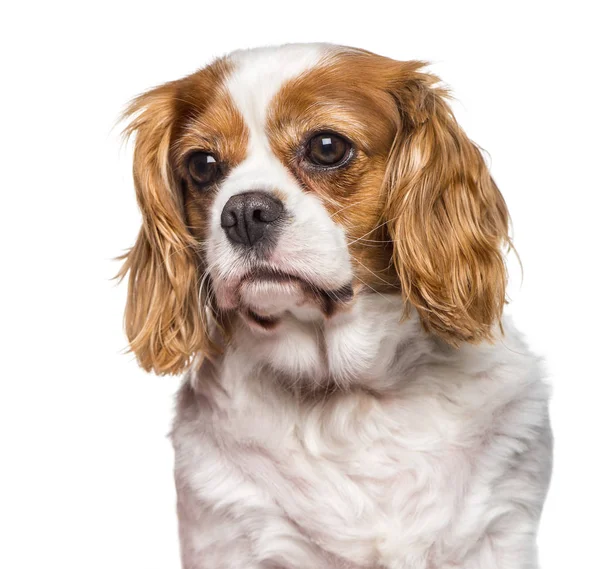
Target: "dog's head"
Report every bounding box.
[120,44,510,375]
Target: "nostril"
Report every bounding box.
[252,199,283,224]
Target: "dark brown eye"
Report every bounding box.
[307,132,351,167]
[188,151,219,187]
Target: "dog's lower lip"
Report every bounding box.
[242,268,353,300]
[238,268,355,317]
[243,268,303,285]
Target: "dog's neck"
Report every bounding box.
[187,292,526,448]
[212,293,445,394]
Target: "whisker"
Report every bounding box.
[352,274,396,304]
[352,257,400,287]
[329,196,379,219]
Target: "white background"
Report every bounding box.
[1,1,598,567]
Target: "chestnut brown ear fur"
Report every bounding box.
[384,63,511,345]
[118,83,215,375]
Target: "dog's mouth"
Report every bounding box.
[236,267,354,329]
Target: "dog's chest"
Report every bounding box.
[182,378,485,566]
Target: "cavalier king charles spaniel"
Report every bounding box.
[120,44,552,569]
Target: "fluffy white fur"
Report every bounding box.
[173,298,551,568]
[158,45,551,568]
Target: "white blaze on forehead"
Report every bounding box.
[211,44,337,214]
[225,43,333,140]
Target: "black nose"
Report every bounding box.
[221,191,284,247]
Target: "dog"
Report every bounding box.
[120,43,552,568]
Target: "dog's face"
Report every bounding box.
[121,44,510,374]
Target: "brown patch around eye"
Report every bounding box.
[169,60,249,244]
[266,52,401,292]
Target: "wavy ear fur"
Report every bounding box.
[384,64,510,345]
[118,83,214,374]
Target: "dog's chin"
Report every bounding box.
[240,278,317,332]
[240,277,307,315]
[215,268,355,332]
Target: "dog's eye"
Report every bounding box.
[307,133,351,167]
[188,152,219,187]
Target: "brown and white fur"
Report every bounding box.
[120,44,552,569]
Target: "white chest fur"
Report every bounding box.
[172,296,551,569]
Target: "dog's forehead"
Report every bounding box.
[223,44,335,132]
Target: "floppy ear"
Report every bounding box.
[384,64,510,345]
[118,83,214,374]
